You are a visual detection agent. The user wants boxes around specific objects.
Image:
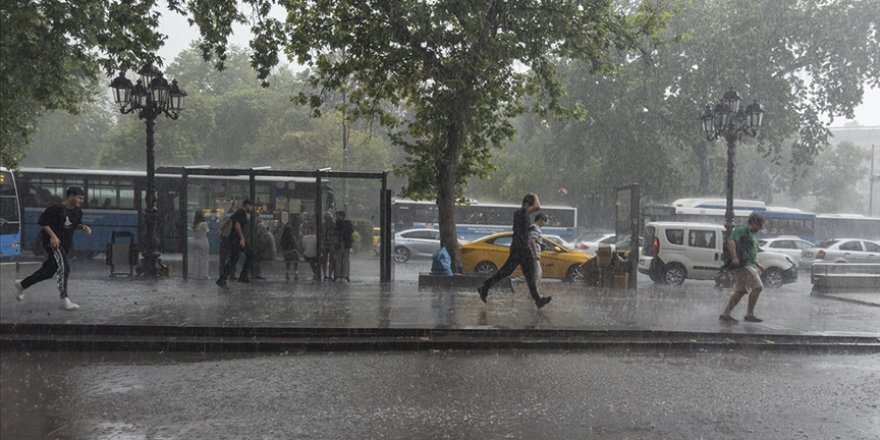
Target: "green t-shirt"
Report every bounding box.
[729,225,757,266]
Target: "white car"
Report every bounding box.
[392,228,442,263]
[638,222,798,288]
[758,235,815,268]
[801,238,880,268]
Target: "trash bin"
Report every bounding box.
[107,231,136,276]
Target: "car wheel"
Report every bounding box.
[763,267,783,288]
[474,261,498,275]
[564,264,584,282]
[664,263,687,285]
[393,246,410,263]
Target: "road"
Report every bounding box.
[1,349,877,439]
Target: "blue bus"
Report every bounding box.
[643,198,817,243]
[0,167,22,258]
[392,199,578,242]
[16,167,332,256]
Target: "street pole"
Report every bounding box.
[342,89,349,212]
[110,65,186,277]
[141,112,165,276]
[724,136,736,234]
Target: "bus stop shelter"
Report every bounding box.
[156,166,393,282]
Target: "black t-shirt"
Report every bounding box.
[229,209,248,241]
[511,208,531,254]
[39,203,82,251]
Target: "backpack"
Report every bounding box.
[431,247,453,276]
[722,228,751,268]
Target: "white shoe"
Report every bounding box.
[60,297,79,311]
[14,280,25,301]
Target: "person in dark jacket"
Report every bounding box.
[216,200,254,287]
[14,187,92,311]
[280,217,300,281]
[477,193,551,309]
[334,210,354,282]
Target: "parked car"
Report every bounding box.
[573,233,616,252]
[800,238,880,268]
[638,222,797,288]
[460,231,591,282]
[392,228,442,263]
[757,235,815,268]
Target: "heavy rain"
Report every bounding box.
[1,0,879,439]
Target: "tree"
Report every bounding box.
[505,0,880,226]
[250,0,669,270]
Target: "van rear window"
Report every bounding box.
[665,229,684,245]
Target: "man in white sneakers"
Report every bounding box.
[14,186,92,311]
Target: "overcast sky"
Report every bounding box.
[157,12,879,128]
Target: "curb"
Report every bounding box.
[3,324,879,353]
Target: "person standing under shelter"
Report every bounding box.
[216,200,253,287]
[477,193,552,309]
[301,225,321,281]
[280,214,300,281]
[321,211,337,281]
[190,210,210,279]
[719,212,766,324]
[334,210,354,282]
[14,186,92,311]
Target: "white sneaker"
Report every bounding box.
[60,297,79,311]
[14,280,25,301]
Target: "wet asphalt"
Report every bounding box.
[1,349,878,440]
[2,257,879,439]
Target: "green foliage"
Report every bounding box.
[478,0,880,230]
[0,0,179,168]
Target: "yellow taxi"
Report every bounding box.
[460,231,592,281]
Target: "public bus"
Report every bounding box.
[0,167,22,258]
[392,199,578,242]
[15,167,333,255]
[641,198,817,242]
[815,214,880,242]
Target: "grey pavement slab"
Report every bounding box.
[2,261,879,339]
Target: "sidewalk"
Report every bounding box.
[2,261,879,351]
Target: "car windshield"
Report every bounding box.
[578,232,611,242]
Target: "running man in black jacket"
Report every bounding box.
[14,187,92,311]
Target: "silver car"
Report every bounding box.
[800,238,880,267]
[392,228,442,263]
[758,235,815,268]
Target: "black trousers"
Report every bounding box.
[219,240,252,281]
[22,247,71,299]
[481,250,541,301]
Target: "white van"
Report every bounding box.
[638,221,798,288]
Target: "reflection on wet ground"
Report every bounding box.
[2,259,878,336]
[2,350,878,439]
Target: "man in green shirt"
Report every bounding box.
[720,212,766,324]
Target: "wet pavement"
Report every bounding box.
[2,258,879,349]
[2,350,879,439]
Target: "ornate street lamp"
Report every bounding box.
[701,87,764,234]
[109,64,187,276]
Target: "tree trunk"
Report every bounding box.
[693,141,711,193]
[437,119,464,273]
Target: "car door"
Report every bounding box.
[837,239,864,263]
[687,228,721,280]
[861,240,880,263]
[768,240,799,263]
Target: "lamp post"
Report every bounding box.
[701,87,764,234]
[109,64,187,276]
